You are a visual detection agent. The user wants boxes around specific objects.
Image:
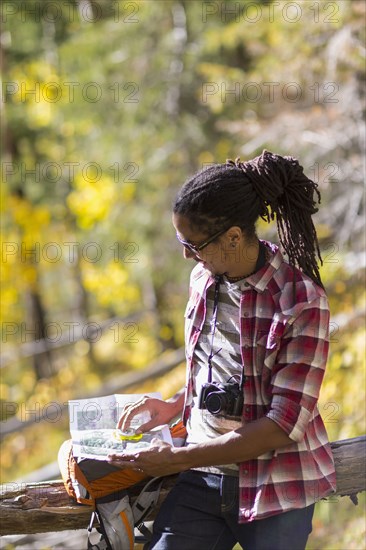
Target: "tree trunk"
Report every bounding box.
[25,287,54,380]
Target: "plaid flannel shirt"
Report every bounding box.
[182,240,336,522]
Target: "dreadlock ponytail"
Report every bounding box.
[174,149,324,287]
[227,150,323,287]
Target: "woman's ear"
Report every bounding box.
[226,226,242,245]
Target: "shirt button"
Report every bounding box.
[245,407,250,412]
[244,344,250,349]
[243,469,248,475]
[244,282,250,287]
[243,312,249,317]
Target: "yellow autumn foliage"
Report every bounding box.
[81,259,140,309]
[67,173,116,229]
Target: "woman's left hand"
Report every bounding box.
[107,439,184,477]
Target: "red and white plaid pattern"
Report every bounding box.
[182,240,336,522]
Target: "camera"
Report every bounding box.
[198,381,244,417]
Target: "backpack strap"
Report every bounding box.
[135,521,153,543]
[92,495,135,550]
[87,510,111,550]
[131,476,163,526]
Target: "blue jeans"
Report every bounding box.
[149,470,315,550]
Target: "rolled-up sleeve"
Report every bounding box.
[266,294,330,442]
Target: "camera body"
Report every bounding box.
[198,381,244,417]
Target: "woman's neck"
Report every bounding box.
[224,239,260,279]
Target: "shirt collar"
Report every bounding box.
[242,240,283,293]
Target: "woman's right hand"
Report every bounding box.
[116,396,181,433]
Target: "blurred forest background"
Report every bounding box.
[1,0,365,548]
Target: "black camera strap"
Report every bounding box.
[206,241,266,389]
[207,275,222,384]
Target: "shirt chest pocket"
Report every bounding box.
[184,296,201,345]
[184,301,196,320]
[254,322,285,374]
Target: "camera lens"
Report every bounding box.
[205,391,227,415]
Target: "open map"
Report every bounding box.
[69,393,172,459]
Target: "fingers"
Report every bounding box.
[107,451,147,474]
[107,454,143,471]
[116,397,150,431]
[116,397,171,433]
[116,408,132,431]
[108,451,136,461]
[107,441,175,478]
[134,419,157,434]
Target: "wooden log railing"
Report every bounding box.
[1,435,365,536]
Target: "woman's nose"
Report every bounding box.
[183,246,197,260]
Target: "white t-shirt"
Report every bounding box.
[186,277,246,476]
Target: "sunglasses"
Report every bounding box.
[176,227,228,255]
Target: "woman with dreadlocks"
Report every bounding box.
[109,150,336,550]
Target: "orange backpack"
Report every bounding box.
[58,421,187,505]
[58,421,187,549]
